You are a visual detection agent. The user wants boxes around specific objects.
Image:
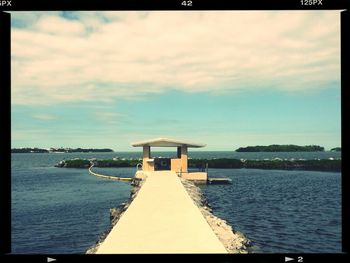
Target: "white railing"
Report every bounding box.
[88,164,133,182]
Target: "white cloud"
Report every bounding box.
[94,112,128,125]
[32,113,57,121]
[11,11,340,105]
[35,15,86,35]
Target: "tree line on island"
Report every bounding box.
[11,144,341,153]
[11,147,114,153]
[235,144,341,152]
[235,144,326,152]
[330,147,341,152]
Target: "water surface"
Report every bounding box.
[11,152,341,253]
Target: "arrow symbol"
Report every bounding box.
[285,257,294,262]
[47,258,56,262]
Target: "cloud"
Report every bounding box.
[35,15,86,36]
[94,111,128,125]
[11,11,340,105]
[32,113,57,121]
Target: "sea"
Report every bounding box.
[11,151,342,254]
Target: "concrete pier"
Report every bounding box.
[95,171,227,254]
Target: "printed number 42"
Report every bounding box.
[181,1,193,6]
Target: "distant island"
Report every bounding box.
[11,147,114,153]
[50,148,114,153]
[11,148,49,153]
[235,144,325,152]
[330,147,341,152]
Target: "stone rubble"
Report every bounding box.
[181,178,251,253]
[87,176,251,254]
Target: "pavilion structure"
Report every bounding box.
[131,137,208,182]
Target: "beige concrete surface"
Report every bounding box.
[182,172,208,181]
[95,171,227,254]
[170,158,181,173]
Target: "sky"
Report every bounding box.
[10,11,341,151]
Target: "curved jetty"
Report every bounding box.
[88,164,133,182]
[56,158,341,172]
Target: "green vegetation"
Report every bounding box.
[11,148,49,153]
[55,159,140,168]
[235,144,325,152]
[331,147,341,152]
[56,158,341,172]
[189,158,242,169]
[188,159,341,172]
[189,158,340,172]
[64,159,91,168]
[12,147,114,153]
[50,148,113,153]
[94,159,140,167]
[242,159,340,172]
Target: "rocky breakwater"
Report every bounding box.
[55,158,341,172]
[55,159,92,168]
[55,158,140,168]
[181,179,251,253]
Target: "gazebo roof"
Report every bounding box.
[131,138,206,148]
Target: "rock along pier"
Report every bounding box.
[88,138,249,253]
[94,171,228,253]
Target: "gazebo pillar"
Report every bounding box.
[180,146,188,173]
[143,146,151,171]
[143,145,151,159]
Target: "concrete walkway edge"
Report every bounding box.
[95,171,228,254]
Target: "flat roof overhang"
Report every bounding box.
[131,138,206,148]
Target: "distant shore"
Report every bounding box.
[11,147,113,153]
[55,158,341,172]
[235,144,326,152]
[12,144,341,153]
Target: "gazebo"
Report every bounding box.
[131,137,208,181]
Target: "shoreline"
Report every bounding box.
[86,176,250,254]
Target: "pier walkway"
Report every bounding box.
[95,171,227,253]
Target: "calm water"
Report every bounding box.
[11,152,341,254]
[199,169,341,253]
[11,153,133,254]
